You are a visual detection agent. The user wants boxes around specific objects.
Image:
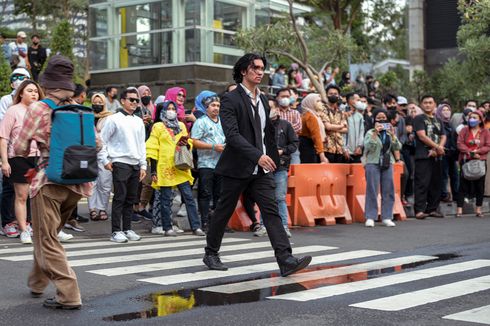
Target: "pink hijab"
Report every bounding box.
[137,85,155,119]
[164,87,186,121]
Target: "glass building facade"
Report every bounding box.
[88,0,310,73]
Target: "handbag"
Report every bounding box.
[462,159,485,180]
[174,145,194,170]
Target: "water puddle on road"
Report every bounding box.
[103,253,461,322]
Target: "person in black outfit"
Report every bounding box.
[203,53,311,277]
[413,95,447,219]
[27,35,47,82]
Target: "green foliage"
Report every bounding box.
[376,70,400,95]
[49,20,74,60]
[0,49,12,97]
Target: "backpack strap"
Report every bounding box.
[40,98,57,109]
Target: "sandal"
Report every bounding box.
[98,210,108,221]
[89,210,99,221]
[476,212,483,218]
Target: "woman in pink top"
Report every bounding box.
[0,80,43,244]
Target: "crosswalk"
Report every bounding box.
[0,235,489,324]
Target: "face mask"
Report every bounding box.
[32,42,39,46]
[141,96,151,106]
[278,98,290,107]
[166,110,177,120]
[468,118,479,128]
[327,95,339,104]
[387,105,397,111]
[12,80,23,89]
[269,110,279,120]
[355,102,367,111]
[289,96,296,105]
[92,104,104,113]
[441,111,451,120]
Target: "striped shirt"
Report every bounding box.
[278,107,302,134]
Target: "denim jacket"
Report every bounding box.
[363,129,401,164]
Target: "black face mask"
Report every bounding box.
[327,95,339,104]
[387,105,397,111]
[141,96,151,106]
[32,42,39,46]
[92,104,104,113]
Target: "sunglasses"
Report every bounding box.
[11,75,28,82]
[124,97,140,104]
[177,93,186,98]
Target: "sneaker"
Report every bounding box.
[193,228,206,236]
[173,194,182,206]
[26,223,33,236]
[58,230,74,242]
[20,231,32,244]
[151,226,165,235]
[165,229,178,237]
[284,227,292,238]
[138,209,153,221]
[64,219,85,232]
[75,215,89,223]
[177,205,187,217]
[382,219,396,227]
[365,219,375,227]
[224,226,235,233]
[124,230,141,241]
[172,225,185,234]
[131,213,142,224]
[110,231,128,243]
[4,223,19,238]
[254,225,267,237]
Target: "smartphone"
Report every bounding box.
[381,123,391,130]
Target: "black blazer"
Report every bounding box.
[215,85,280,179]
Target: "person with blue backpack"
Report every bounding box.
[14,55,99,310]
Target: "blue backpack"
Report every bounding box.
[42,99,98,184]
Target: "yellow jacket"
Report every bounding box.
[146,122,194,188]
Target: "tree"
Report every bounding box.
[236,0,357,101]
[300,0,364,32]
[13,0,54,32]
[49,20,75,60]
[0,50,12,97]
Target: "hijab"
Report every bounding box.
[301,93,321,113]
[164,87,186,121]
[137,85,155,119]
[159,100,181,135]
[195,90,219,116]
[91,93,112,120]
[435,103,452,123]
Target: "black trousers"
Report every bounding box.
[299,137,319,164]
[198,168,222,225]
[111,162,140,233]
[326,153,344,163]
[1,175,15,227]
[242,190,258,224]
[414,158,442,214]
[457,171,485,208]
[205,173,292,262]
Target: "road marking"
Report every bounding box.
[88,245,336,276]
[270,259,490,302]
[0,235,210,255]
[68,241,275,267]
[0,238,246,261]
[350,275,490,311]
[138,250,389,286]
[443,304,490,325]
[200,255,436,294]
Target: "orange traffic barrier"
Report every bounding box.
[346,163,406,223]
[287,163,352,226]
[227,195,292,231]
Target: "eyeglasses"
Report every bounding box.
[11,75,28,82]
[177,93,186,98]
[124,97,140,104]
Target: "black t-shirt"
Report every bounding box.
[413,114,445,159]
[28,46,47,70]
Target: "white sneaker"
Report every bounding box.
[26,223,33,236]
[124,230,141,241]
[193,228,206,236]
[177,205,187,217]
[284,227,292,238]
[254,225,267,237]
[20,231,32,244]
[165,229,178,237]
[173,193,182,206]
[110,231,128,243]
[151,227,165,235]
[365,219,375,227]
[172,224,185,233]
[382,219,396,227]
[58,230,74,242]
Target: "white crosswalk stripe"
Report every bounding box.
[443,304,490,325]
[269,259,490,302]
[350,275,490,311]
[138,250,389,285]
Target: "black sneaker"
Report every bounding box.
[131,213,142,224]
[43,298,81,310]
[203,254,228,271]
[138,209,153,221]
[75,215,89,223]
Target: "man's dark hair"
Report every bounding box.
[481,100,490,106]
[387,110,398,122]
[465,99,478,106]
[74,83,86,97]
[326,84,341,94]
[278,64,286,70]
[31,34,41,39]
[275,87,291,98]
[366,75,374,81]
[420,94,436,103]
[232,53,267,84]
[346,92,358,102]
[121,88,138,100]
[105,85,117,94]
[383,94,397,105]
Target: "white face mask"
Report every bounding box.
[12,79,23,89]
[278,98,290,107]
[166,110,177,120]
[355,101,367,111]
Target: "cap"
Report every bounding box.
[397,96,408,105]
[17,31,27,38]
[11,67,31,78]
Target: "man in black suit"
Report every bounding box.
[203,53,312,277]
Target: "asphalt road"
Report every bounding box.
[0,205,489,326]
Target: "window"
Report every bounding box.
[214,1,245,32]
[89,7,108,37]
